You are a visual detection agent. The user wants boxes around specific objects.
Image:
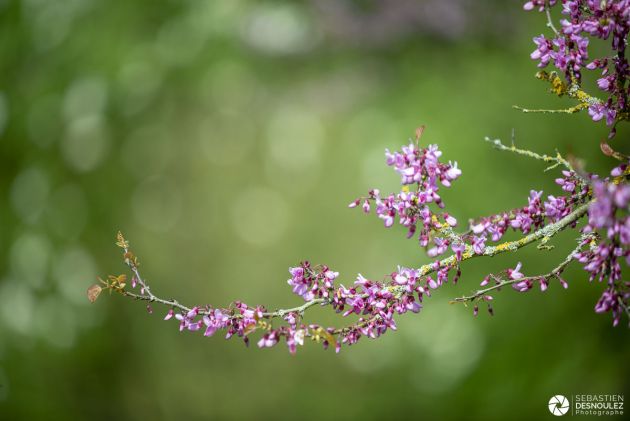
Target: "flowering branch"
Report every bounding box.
[88,1,630,354]
[89,132,627,355]
[414,201,592,280]
[123,194,587,309]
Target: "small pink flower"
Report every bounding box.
[164,309,174,320]
[507,262,524,280]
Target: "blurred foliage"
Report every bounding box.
[0,0,628,420]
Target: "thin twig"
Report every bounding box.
[545,5,560,36]
[484,137,585,179]
[512,104,586,114]
[122,245,155,300]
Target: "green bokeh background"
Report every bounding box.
[0,1,628,420]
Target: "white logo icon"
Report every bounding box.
[549,395,570,416]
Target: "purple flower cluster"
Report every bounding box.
[257,313,311,355]
[524,0,558,12]
[355,142,588,262]
[575,164,630,326]
[163,300,330,354]
[467,170,586,250]
[287,262,431,349]
[526,0,630,130]
[165,303,264,343]
[385,143,462,189]
[330,267,433,348]
[349,141,461,251]
[287,262,339,301]
[161,255,452,354]
[531,34,589,74]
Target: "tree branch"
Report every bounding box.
[449,233,594,304]
[115,200,592,325]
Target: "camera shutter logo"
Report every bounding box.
[548,395,570,416]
